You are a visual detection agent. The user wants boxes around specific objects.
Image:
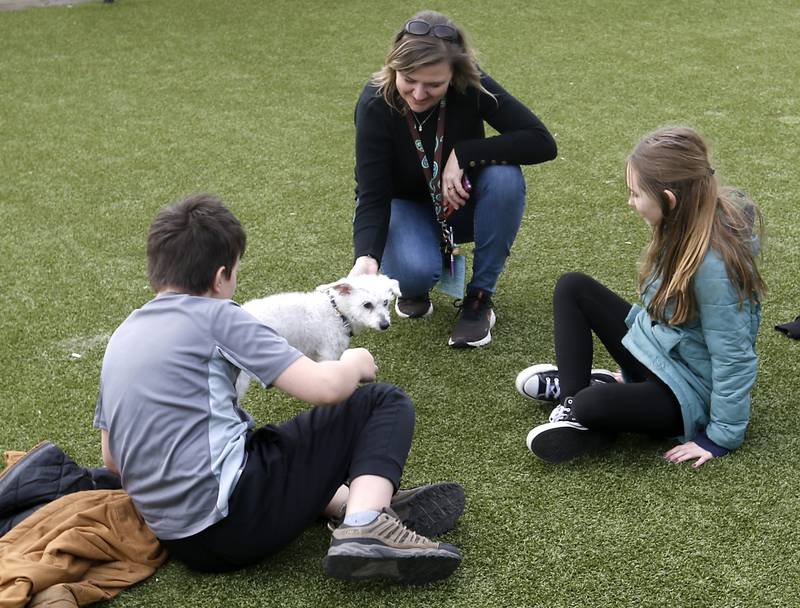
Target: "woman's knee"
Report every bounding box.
[475,165,526,209]
[384,258,440,297]
[382,208,442,296]
[477,164,525,190]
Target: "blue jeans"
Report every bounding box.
[380,165,526,297]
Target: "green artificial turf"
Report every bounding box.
[2,1,799,606]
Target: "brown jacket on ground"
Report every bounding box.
[0,489,167,608]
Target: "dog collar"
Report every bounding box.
[326,291,354,337]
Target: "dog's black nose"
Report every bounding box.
[380,321,390,330]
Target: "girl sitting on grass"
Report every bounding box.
[515,126,765,467]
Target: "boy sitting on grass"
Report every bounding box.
[94,193,464,584]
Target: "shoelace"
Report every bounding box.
[548,404,572,423]
[375,514,427,545]
[543,375,560,400]
[452,293,493,321]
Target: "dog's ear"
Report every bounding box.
[328,281,354,296]
[375,274,401,297]
[316,280,353,295]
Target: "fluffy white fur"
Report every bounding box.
[236,273,401,400]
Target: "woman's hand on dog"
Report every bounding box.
[340,347,378,383]
[349,256,379,277]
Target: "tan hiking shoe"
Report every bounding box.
[322,507,461,584]
[328,482,466,537]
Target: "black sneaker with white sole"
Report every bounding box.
[515,363,617,402]
[448,288,495,348]
[526,397,612,463]
[396,295,433,319]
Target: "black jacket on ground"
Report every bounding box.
[0,441,121,537]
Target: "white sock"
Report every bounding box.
[343,510,381,526]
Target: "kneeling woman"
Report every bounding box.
[348,10,557,348]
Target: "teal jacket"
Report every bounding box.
[622,248,761,450]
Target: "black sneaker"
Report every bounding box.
[448,288,495,348]
[327,482,466,538]
[526,398,612,463]
[515,364,617,402]
[323,507,462,585]
[396,295,433,319]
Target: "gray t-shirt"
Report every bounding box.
[94,294,302,540]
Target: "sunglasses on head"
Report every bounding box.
[403,19,459,42]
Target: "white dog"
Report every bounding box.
[236,273,401,400]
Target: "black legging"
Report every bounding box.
[553,272,683,436]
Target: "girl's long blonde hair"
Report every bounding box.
[371,10,490,113]
[629,127,766,325]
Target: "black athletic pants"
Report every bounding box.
[160,382,415,572]
[553,272,683,436]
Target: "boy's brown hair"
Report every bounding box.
[147,193,246,295]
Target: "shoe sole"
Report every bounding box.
[526,422,611,464]
[448,310,496,348]
[514,366,617,401]
[590,369,617,384]
[323,546,461,585]
[391,482,465,537]
[395,300,433,319]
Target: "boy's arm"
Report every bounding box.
[272,348,377,406]
[101,429,120,475]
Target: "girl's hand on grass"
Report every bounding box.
[664,441,713,468]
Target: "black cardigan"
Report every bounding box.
[353,72,557,263]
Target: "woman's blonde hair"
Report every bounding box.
[371,10,490,113]
[629,126,766,325]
